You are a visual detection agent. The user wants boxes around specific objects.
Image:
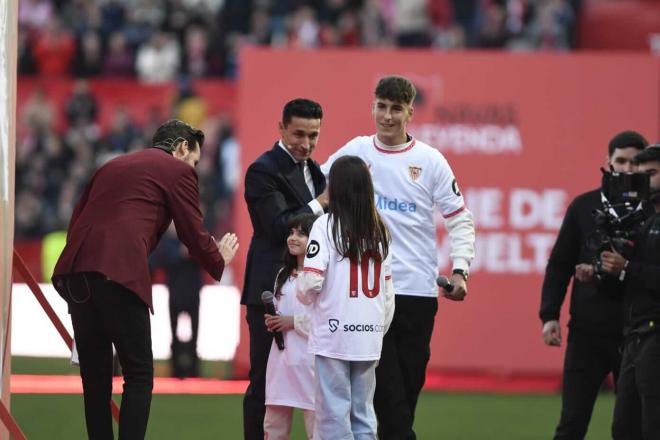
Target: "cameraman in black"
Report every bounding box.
[540,130,648,440]
[598,145,660,440]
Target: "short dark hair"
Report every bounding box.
[282,99,323,127]
[608,130,648,157]
[634,144,660,165]
[375,76,416,105]
[152,119,204,153]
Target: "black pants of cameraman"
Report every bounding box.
[612,329,660,440]
[554,328,621,440]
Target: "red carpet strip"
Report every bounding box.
[11,375,249,394]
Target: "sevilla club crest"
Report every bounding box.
[408,166,423,182]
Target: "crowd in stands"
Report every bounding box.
[16,78,239,239]
[16,0,580,240]
[19,0,581,80]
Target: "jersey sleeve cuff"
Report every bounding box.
[308,199,324,216]
[452,258,470,272]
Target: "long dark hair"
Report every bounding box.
[328,155,390,262]
[274,213,318,298]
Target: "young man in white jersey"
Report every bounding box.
[321,76,476,439]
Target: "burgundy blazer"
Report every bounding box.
[53,148,224,310]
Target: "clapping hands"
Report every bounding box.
[217,233,239,265]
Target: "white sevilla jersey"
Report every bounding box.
[321,135,466,297]
[303,214,393,361]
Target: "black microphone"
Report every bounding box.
[436,275,454,292]
[261,291,285,350]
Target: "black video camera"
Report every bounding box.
[586,169,651,282]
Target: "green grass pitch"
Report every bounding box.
[11,392,615,439]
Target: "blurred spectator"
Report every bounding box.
[71,30,103,77]
[289,6,321,48]
[142,106,166,138]
[476,1,509,49]
[220,0,254,35]
[15,190,45,238]
[249,5,272,45]
[360,0,390,47]
[100,107,143,153]
[18,0,54,31]
[136,31,181,83]
[182,25,210,78]
[59,0,101,36]
[335,9,361,46]
[56,180,81,232]
[32,17,76,76]
[163,0,195,40]
[528,0,575,50]
[18,28,38,75]
[99,0,126,38]
[215,118,240,203]
[172,77,208,128]
[394,0,432,47]
[123,3,159,49]
[21,86,55,137]
[151,226,203,378]
[103,32,134,76]
[65,79,98,127]
[452,0,480,46]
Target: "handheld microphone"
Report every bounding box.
[436,275,454,292]
[261,291,285,350]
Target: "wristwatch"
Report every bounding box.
[452,268,469,282]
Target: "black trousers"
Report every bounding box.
[63,272,154,440]
[242,304,272,440]
[612,331,660,440]
[374,295,438,440]
[553,328,622,440]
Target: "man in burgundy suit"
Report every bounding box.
[52,119,238,440]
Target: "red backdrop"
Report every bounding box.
[234,47,659,376]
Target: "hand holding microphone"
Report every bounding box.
[261,291,285,350]
[437,274,467,301]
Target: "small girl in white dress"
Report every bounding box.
[263,213,318,439]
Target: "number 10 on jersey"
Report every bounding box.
[349,251,382,298]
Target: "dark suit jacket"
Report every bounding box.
[53,148,224,311]
[540,189,623,335]
[242,143,326,305]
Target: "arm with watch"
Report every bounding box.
[441,268,469,301]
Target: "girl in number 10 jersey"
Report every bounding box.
[298,155,395,439]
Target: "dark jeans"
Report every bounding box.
[612,331,660,440]
[374,295,438,440]
[242,304,272,440]
[553,329,622,440]
[63,272,153,440]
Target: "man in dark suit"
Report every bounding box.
[540,130,648,439]
[52,119,239,440]
[242,98,327,439]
